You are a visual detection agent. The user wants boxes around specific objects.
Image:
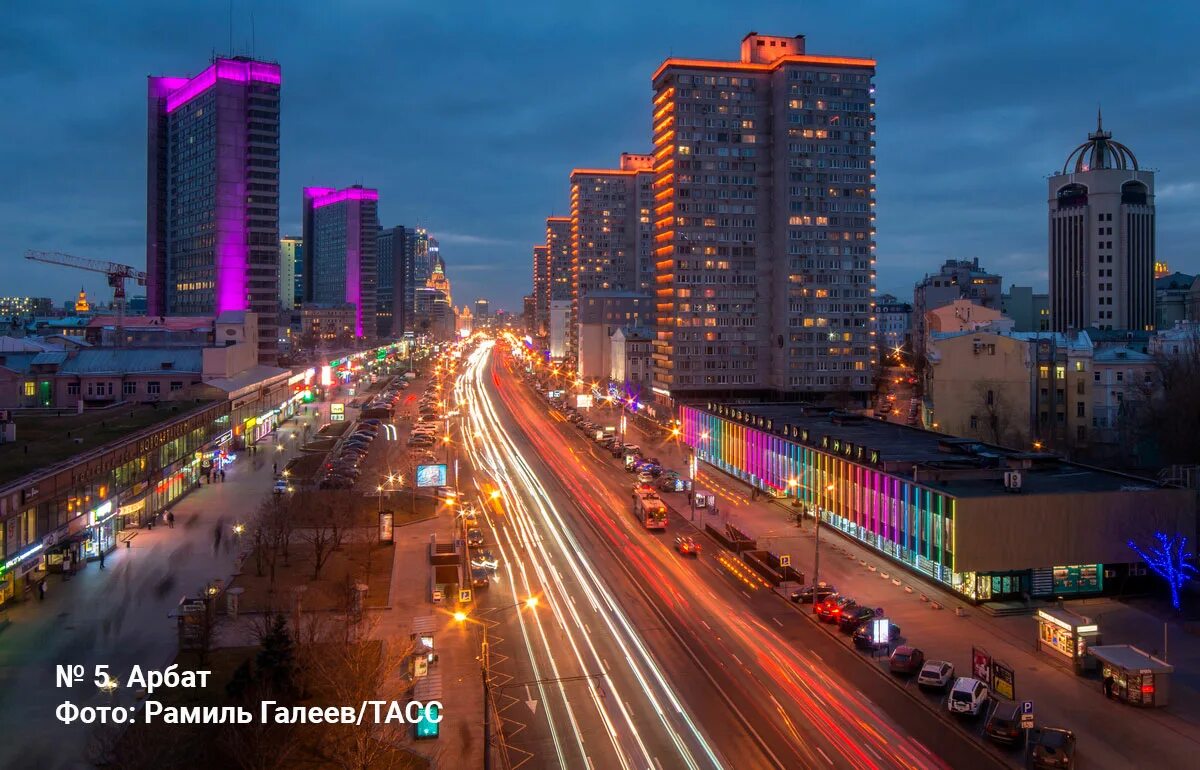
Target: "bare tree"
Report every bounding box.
[1132,330,1200,466]
[971,381,1022,448]
[251,496,295,589]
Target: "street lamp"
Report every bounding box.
[812,482,835,610]
[454,598,539,770]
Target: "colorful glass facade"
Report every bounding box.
[680,404,961,591]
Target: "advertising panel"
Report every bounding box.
[416,464,448,488]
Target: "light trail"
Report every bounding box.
[456,341,725,770]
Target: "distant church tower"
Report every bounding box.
[1048,111,1155,332]
[74,287,90,314]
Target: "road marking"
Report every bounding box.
[816,747,833,765]
[741,591,752,600]
[811,652,823,663]
[772,617,784,628]
[866,745,883,762]
[700,620,711,631]
[730,654,743,667]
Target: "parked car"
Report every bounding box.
[947,677,989,717]
[674,536,701,556]
[854,620,900,649]
[888,646,925,676]
[471,568,490,588]
[637,471,655,484]
[916,660,955,691]
[983,701,1023,745]
[1027,727,1076,769]
[815,595,855,623]
[466,528,484,548]
[791,583,837,604]
[272,478,293,495]
[838,605,879,633]
[470,550,498,570]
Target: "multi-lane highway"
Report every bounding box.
[453,340,1004,770]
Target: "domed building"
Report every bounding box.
[1048,112,1155,333]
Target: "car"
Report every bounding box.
[633,482,657,497]
[470,549,498,570]
[1027,727,1076,769]
[466,528,484,548]
[852,622,899,650]
[791,583,837,604]
[272,478,293,495]
[839,605,879,633]
[815,595,856,623]
[471,568,490,588]
[983,701,1023,745]
[622,444,641,455]
[947,677,989,717]
[888,646,925,675]
[674,536,701,556]
[916,660,955,691]
[637,471,655,484]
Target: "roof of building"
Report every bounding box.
[930,328,1093,353]
[1088,646,1173,673]
[31,351,69,366]
[614,326,655,341]
[86,316,213,331]
[1154,272,1196,291]
[699,402,1167,499]
[0,348,204,375]
[1093,347,1154,364]
[1062,111,1139,174]
[204,364,290,394]
[0,336,63,353]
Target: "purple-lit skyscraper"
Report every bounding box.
[147,57,282,364]
[302,186,379,340]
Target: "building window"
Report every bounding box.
[148,382,161,395]
[986,389,994,406]
[969,415,979,429]
[67,382,80,396]
[1076,402,1085,417]
[170,381,184,391]
[1038,366,1049,380]
[23,381,35,397]
[1116,372,1123,382]
[123,382,136,396]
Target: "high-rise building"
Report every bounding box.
[1049,114,1155,333]
[547,217,572,303]
[474,298,490,320]
[569,153,655,368]
[377,226,414,339]
[912,258,1003,360]
[532,244,550,336]
[147,57,281,363]
[279,236,302,310]
[302,186,379,339]
[650,33,877,403]
[523,294,536,334]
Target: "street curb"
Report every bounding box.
[775,589,1018,770]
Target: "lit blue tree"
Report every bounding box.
[1128,532,1198,610]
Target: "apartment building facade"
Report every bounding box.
[650,33,877,405]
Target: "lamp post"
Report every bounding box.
[689,431,709,521]
[454,597,539,770]
[812,482,835,609]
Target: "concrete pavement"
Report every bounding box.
[0,411,316,770]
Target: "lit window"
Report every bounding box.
[23,381,35,397]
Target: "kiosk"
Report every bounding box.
[1090,645,1173,707]
[1036,607,1101,673]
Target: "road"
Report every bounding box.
[452,340,1003,770]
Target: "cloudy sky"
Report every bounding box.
[3,1,1199,312]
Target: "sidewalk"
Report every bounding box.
[615,410,1200,769]
[0,412,315,770]
[371,515,481,770]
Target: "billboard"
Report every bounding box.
[416,464,448,488]
[575,393,593,409]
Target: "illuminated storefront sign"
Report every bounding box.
[1,543,44,574]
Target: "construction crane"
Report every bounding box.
[25,250,148,337]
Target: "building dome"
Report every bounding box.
[1062,109,1138,174]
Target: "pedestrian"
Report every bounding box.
[220,468,226,482]
[1103,673,1114,699]
[37,580,46,601]
[273,461,278,475]
[99,549,106,570]
[168,511,175,529]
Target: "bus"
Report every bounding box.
[633,490,669,531]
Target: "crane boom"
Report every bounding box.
[24,250,147,283]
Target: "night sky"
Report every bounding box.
[3,1,1198,313]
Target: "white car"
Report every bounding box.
[947,677,988,716]
[917,660,954,690]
